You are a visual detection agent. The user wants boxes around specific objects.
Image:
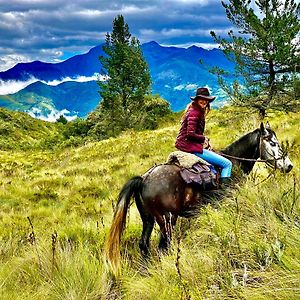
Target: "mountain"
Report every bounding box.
[0,81,99,118]
[0,41,236,119]
[0,45,104,81]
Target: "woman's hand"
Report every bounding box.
[203,137,212,150]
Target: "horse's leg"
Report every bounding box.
[139,215,155,258]
[134,188,155,258]
[157,213,178,253]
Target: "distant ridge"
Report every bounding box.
[0,42,236,120]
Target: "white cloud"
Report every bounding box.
[27,107,77,122]
[174,83,197,91]
[0,73,106,95]
[186,84,198,90]
[140,27,235,40]
[174,84,184,90]
[43,73,106,86]
[0,77,37,95]
[162,42,219,49]
[169,0,213,4]
[0,54,31,72]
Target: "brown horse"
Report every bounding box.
[105,122,293,274]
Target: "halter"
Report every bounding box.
[221,132,283,166]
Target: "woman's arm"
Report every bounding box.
[186,111,205,143]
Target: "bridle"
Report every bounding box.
[221,132,283,167]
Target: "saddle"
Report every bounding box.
[167,151,219,190]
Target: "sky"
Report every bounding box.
[0,0,236,72]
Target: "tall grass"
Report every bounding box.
[0,107,299,299]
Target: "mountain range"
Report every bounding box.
[0,41,236,120]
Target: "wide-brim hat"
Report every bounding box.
[190,87,215,102]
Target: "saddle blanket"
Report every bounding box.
[167,151,218,189]
[167,150,210,168]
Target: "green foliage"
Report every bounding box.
[56,115,68,125]
[93,15,152,136]
[62,118,90,138]
[0,107,63,150]
[211,0,300,117]
[293,77,300,99]
[138,95,172,130]
[87,94,171,139]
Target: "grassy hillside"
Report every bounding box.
[0,107,299,299]
[0,108,62,150]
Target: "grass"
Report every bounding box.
[0,107,299,299]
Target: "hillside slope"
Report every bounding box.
[0,107,62,150]
[0,108,299,299]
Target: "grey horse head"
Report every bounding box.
[260,122,293,173]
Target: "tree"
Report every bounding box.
[56,115,68,124]
[211,0,300,118]
[95,15,152,135]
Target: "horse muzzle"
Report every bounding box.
[276,157,293,173]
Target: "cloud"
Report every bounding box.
[174,83,197,91]
[27,107,78,122]
[0,78,37,95]
[165,42,219,49]
[0,0,232,71]
[0,73,105,95]
[140,27,234,41]
[0,54,32,72]
[43,74,105,86]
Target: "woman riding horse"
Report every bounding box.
[105,120,293,276]
[175,87,232,187]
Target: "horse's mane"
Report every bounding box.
[222,128,261,157]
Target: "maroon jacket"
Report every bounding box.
[175,102,206,153]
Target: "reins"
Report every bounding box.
[220,153,279,163]
[220,134,283,164]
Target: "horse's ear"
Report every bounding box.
[266,121,270,129]
[260,122,268,136]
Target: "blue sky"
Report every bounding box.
[0,0,235,71]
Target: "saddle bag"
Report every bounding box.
[180,162,218,190]
[166,150,219,190]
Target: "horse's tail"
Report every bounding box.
[105,176,143,276]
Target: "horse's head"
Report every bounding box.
[259,122,293,173]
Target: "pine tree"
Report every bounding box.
[96,15,151,134]
[211,0,300,118]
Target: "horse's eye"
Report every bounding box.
[269,141,276,147]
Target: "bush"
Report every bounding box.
[56,115,68,125]
[135,94,172,130]
[86,94,171,140]
[63,118,90,138]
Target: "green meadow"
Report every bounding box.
[0,107,299,299]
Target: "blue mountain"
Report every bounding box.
[0,81,99,118]
[0,41,235,118]
[0,45,104,81]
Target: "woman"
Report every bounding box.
[175,87,232,186]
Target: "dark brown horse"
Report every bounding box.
[105,123,293,274]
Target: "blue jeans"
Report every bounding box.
[194,149,232,178]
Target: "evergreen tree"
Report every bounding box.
[211,0,300,118]
[56,115,68,125]
[95,15,151,134]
